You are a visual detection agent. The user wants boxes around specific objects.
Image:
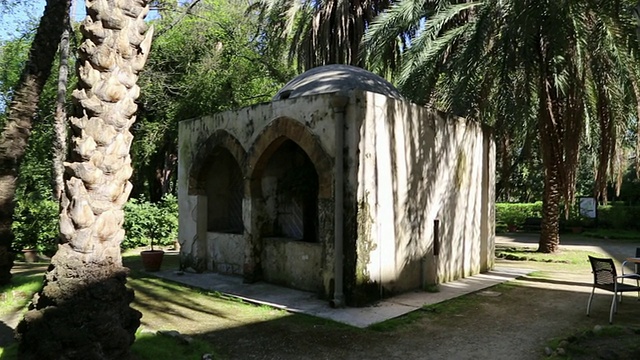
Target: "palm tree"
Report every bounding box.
[16,0,154,358]
[52,20,71,201]
[365,0,640,252]
[253,0,394,71]
[0,0,70,285]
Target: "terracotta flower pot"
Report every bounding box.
[140,250,164,272]
[22,249,38,263]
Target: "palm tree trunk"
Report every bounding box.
[16,0,154,358]
[538,69,561,253]
[0,0,70,285]
[52,22,70,201]
[539,158,561,253]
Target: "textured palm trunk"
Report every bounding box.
[53,24,70,200]
[629,73,640,178]
[539,158,561,253]
[16,1,153,358]
[0,0,70,285]
[538,70,562,253]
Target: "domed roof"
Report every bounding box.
[273,64,402,101]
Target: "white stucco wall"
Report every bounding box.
[351,92,495,292]
[178,88,494,299]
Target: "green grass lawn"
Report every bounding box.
[495,246,605,266]
[0,272,42,317]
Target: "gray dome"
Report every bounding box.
[273,65,402,101]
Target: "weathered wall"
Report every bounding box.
[178,89,494,302]
[206,232,245,275]
[178,95,339,292]
[261,238,322,292]
[350,92,495,296]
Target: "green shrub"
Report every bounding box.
[597,205,640,230]
[123,195,178,250]
[495,202,543,227]
[12,196,59,256]
[496,202,640,231]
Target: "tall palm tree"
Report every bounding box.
[16,0,154,358]
[253,0,394,71]
[0,0,70,285]
[52,20,71,201]
[365,0,640,252]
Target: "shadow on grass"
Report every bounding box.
[516,275,592,288]
[131,331,217,360]
[6,250,640,359]
[124,252,241,323]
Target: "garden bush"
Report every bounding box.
[497,202,640,231]
[12,196,59,256]
[597,205,640,230]
[122,194,178,250]
[495,202,543,227]
[12,195,179,253]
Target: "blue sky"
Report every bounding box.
[0,0,163,41]
[0,0,86,41]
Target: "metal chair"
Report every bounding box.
[621,247,640,287]
[586,256,640,324]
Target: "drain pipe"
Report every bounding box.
[330,92,349,308]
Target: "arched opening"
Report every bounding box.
[205,147,243,234]
[261,139,319,242]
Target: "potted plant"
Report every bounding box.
[141,238,164,272]
[125,196,178,272]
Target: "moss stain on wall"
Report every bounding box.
[455,150,467,189]
[352,199,379,305]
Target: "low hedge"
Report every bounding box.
[495,202,543,227]
[497,202,640,231]
[596,205,640,230]
[12,195,178,253]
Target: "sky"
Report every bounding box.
[0,0,164,41]
[0,0,87,41]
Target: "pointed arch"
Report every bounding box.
[188,130,246,195]
[247,117,333,199]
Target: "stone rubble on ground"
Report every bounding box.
[157,329,194,345]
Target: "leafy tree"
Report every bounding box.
[132,0,292,201]
[0,0,70,285]
[253,0,394,71]
[0,37,30,113]
[365,0,640,252]
[15,0,154,357]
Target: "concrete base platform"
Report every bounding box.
[152,267,531,328]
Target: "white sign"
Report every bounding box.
[579,197,597,218]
